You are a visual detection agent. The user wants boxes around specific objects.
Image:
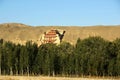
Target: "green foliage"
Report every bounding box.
[0,37,120,77]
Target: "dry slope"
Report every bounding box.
[0,23,120,45]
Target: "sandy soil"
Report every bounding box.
[0,76,119,80]
[1,23,120,45]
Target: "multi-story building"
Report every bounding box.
[40,29,65,45]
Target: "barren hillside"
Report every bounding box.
[0,23,120,45]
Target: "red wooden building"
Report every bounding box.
[43,30,57,44]
[40,29,65,44]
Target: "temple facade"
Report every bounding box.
[40,29,65,45]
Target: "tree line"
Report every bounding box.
[0,36,120,77]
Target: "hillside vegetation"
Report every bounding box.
[0,23,120,44]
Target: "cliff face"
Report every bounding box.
[0,23,120,45]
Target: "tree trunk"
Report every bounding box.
[27,67,29,76]
[0,53,1,75]
[21,69,23,76]
[16,70,18,75]
[0,66,1,75]
[15,67,18,75]
[10,67,13,75]
[52,71,55,76]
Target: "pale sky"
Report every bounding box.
[0,0,120,26]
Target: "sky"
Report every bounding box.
[0,0,120,26]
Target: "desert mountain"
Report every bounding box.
[0,23,120,45]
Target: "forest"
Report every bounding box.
[0,36,120,77]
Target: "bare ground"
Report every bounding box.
[1,23,120,45]
[0,76,119,80]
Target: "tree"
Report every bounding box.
[75,37,109,76]
[1,41,15,75]
[112,39,120,76]
[58,42,74,76]
[0,39,3,75]
[11,44,20,75]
